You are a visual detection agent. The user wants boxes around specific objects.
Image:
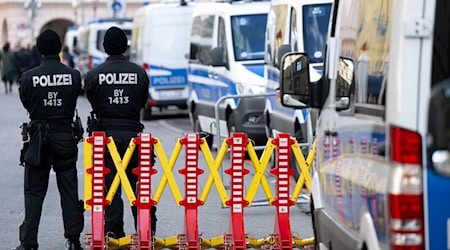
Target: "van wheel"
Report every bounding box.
[193,110,213,148]
[142,106,152,121]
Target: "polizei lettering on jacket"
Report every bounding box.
[32,74,72,87]
[99,73,138,85]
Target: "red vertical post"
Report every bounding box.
[179,133,204,249]
[270,133,295,249]
[132,132,157,249]
[224,133,250,249]
[86,132,110,250]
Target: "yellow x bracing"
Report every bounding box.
[83,132,315,249]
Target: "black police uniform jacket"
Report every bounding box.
[19,55,81,121]
[85,55,149,122]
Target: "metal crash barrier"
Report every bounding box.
[83,131,315,250]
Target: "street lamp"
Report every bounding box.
[24,0,41,45]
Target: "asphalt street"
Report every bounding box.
[0,84,313,249]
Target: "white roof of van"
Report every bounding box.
[270,0,333,7]
[192,1,270,16]
[134,1,198,15]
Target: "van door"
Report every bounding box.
[427,81,450,250]
[188,13,218,134]
[425,1,450,248]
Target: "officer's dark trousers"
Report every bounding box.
[103,129,157,238]
[19,132,84,249]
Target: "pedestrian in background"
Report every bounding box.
[1,42,18,94]
[29,44,42,69]
[15,45,32,82]
[15,29,84,250]
[62,45,75,68]
[85,26,157,240]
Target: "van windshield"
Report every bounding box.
[302,4,332,63]
[96,29,132,52]
[231,14,267,61]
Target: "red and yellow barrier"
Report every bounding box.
[83,132,315,249]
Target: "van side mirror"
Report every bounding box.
[335,57,354,110]
[211,46,227,68]
[280,53,310,108]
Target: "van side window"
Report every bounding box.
[97,30,106,52]
[218,17,229,66]
[190,15,214,65]
[340,1,389,108]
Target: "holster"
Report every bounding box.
[72,113,84,143]
[19,141,29,167]
[24,123,45,166]
[87,112,99,136]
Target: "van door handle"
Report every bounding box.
[432,150,450,175]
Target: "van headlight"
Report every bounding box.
[250,85,266,94]
[237,82,266,94]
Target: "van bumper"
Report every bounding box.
[234,96,267,145]
[147,98,188,109]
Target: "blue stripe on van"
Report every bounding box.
[244,64,265,77]
[426,170,450,250]
[148,65,187,87]
[188,67,237,103]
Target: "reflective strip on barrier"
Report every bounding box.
[132,132,157,249]
[178,133,204,249]
[224,133,250,249]
[85,132,110,249]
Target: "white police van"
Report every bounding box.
[187,0,270,146]
[130,0,197,120]
[64,26,80,56]
[264,0,332,176]
[278,0,450,249]
[76,18,133,83]
[264,0,332,148]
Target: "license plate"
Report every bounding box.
[158,89,183,99]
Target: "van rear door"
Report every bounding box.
[425,1,450,248]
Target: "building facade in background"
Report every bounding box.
[0,0,153,48]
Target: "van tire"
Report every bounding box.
[193,110,213,148]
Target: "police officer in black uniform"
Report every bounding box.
[15,29,84,250]
[85,26,156,239]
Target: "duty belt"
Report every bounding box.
[29,120,72,131]
[97,118,144,132]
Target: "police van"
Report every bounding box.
[130,0,197,120]
[264,0,332,175]
[76,18,133,83]
[64,26,80,56]
[187,0,270,146]
[278,0,450,249]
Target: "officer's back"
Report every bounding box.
[84,26,152,240]
[20,31,81,121]
[16,28,84,250]
[85,27,148,122]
